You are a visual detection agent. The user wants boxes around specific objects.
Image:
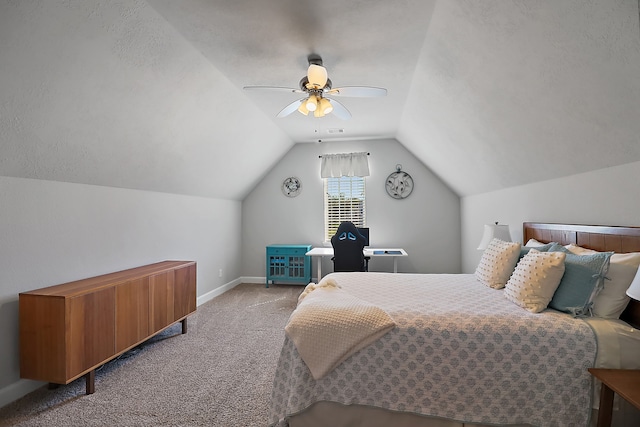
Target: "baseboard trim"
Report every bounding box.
[0,379,43,409]
[196,277,267,306]
[197,278,241,306]
[241,276,266,286]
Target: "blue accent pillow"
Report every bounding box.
[547,244,613,316]
[519,242,557,259]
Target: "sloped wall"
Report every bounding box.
[0,0,292,200]
[399,0,640,197]
[242,138,461,280]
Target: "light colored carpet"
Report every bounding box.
[0,283,302,427]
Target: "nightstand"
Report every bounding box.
[588,368,640,427]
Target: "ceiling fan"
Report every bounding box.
[243,54,387,120]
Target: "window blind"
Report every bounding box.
[324,176,366,241]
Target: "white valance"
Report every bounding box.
[320,152,370,178]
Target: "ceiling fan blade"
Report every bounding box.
[327,98,351,120]
[327,86,387,97]
[243,86,304,94]
[277,98,306,118]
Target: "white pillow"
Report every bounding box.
[475,238,522,289]
[525,238,547,247]
[566,244,640,318]
[504,249,566,313]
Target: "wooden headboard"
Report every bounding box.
[523,222,640,329]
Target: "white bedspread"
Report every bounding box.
[285,278,396,379]
[270,273,598,427]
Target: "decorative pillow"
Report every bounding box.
[504,249,566,313]
[475,238,522,289]
[566,244,640,319]
[547,244,613,316]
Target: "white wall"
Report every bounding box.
[242,138,461,280]
[461,161,640,273]
[0,176,242,406]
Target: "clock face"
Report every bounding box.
[282,177,301,197]
[385,171,414,199]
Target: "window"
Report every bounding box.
[324,176,366,241]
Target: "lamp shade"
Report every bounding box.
[305,95,318,112]
[307,64,328,88]
[319,97,333,114]
[626,267,640,301]
[297,100,309,116]
[477,223,511,250]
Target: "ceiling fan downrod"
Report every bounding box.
[307,53,323,67]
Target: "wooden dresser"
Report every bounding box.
[19,260,196,394]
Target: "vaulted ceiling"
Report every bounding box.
[1,0,639,199]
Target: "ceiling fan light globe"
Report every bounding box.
[305,96,318,112]
[314,108,324,118]
[297,101,309,116]
[319,98,333,114]
[307,64,328,88]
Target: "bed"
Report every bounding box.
[269,223,640,427]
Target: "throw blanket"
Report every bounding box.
[271,273,597,427]
[284,277,396,380]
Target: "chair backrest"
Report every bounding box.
[331,221,366,272]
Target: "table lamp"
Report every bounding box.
[625,267,640,301]
[477,222,511,250]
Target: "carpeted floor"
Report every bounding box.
[0,283,302,427]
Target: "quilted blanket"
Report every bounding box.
[269,273,597,427]
[285,278,396,379]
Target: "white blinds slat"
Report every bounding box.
[324,176,366,241]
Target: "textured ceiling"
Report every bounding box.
[147,0,436,144]
[1,0,639,199]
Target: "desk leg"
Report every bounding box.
[317,257,322,282]
[597,383,614,427]
[393,257,398,273]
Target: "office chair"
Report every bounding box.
[331,221,369,272]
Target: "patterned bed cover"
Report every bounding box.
[269,272,597,427]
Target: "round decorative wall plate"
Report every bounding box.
[281,176,302,197]
[385,165,413,199]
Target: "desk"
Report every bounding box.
[588,368,640,427]
[306,247,408,280]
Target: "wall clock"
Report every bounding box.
[385,165,413,199]
[281,176,302,197]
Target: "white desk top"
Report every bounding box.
[306,247,408,277]
[306,247,408,257]
[365,249,408,257]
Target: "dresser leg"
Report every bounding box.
[597,383,614,427]
[85,370,95,395]
[181,318,188,334]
